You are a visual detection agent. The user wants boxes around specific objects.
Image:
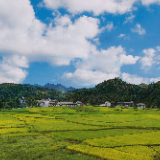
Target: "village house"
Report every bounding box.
[56,101,77,107]
[76,101,83,106]
[49,100,58,106]
[37,99,78,107]
[111,101,134,108]
[99,104,106,106]
[105,101,111,107]
[136,103,146,109]
[37,99,50,107]
[123,101,134,107]
[99,101,111,107]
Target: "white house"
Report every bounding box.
[56,102,77,107]
[99,101,111,107]
[105,101,111,107]
[137,103,146,109]
[76,101,83,106]
[37,100,50,107]
[49,100,58,106]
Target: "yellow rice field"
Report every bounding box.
[0,106,160,160]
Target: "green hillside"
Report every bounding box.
[0,77,160,108]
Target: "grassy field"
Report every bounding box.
[0,106,160,160]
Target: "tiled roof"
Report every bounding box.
[137,103,145,105]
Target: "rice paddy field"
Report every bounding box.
[0,106,160,160]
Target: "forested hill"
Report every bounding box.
[0,83,67,102]
[0,77,160,108]
[67,77,160,108]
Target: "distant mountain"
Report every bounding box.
[29,83,76,92]
[43,83,76,92]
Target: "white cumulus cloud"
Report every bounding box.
[0,0,100,59]
[156,46,160,51]
[118,34,126,38]
[63,69,119,86]
[123,14,135,24]
[122,72,160,85]
[41,0,137,15]
[140,48,156,69]
[131,24,146,35]
[141,0,160,5]
[0,0,102,83]
[41,0,160,15]
[63,46,140,86]
[105,22,114,32]
[122,73,149,84]
[0,55,28,83]
[75,46,139,74]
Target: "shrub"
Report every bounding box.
[114,106,122,111]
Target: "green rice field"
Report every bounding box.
[0,106,160,160]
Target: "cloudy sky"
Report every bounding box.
[0,0,160,88]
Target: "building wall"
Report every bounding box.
[44,101,49,107]
[105,102,111,107]
[38,101,49,107]
[137,105,146,109]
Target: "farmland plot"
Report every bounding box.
[0,106,160,160]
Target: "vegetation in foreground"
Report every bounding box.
[0,106,160,160]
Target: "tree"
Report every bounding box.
[14,97,21,108]
[32,100,39,107]
[26,97,38,107]
[0,100,4,109]
[8,99,15,108]
[3,102,9,110]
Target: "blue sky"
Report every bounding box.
[0,0,160,88]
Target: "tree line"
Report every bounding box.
[0,83,64,109]
[67,77,160,108]
[0,77,160,109]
